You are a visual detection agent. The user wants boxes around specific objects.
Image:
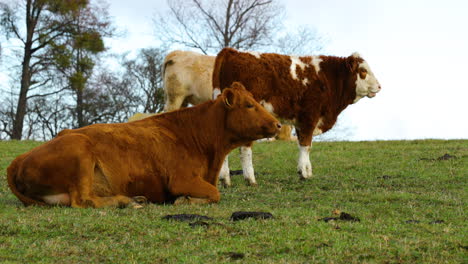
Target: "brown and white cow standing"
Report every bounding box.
[212,48,381,186]
[161,50,295,141]
[7,82,281,208]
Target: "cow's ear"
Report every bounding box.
[223,88,236,108]
[230,82,247,91]
[348,56,360,72]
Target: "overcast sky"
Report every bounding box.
[3,0,467,141]
[106,0,467,141]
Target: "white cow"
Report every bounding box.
[163,50,216,112]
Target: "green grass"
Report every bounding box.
[0,139,467,263]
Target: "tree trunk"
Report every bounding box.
[11,42,33,140]
[76,88,84,128]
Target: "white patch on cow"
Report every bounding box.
[352,52,362,58]
[352,53,381,103]
[245,51,261,59]
[289,56,307,81]
[311,56,323,73]
[313,118,324,136]
[302,78,309,86]
[212,88,221,100]
[219,156,231,186]
[260,100,275,114]
[297,145,312,179]
[42,193,70,206]
[240,146,256,185]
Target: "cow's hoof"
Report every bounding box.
[129,202,144,209]
[132,196,148,204]
[174,196,190,205]
[297,171,312,180]
[219,178,232,188]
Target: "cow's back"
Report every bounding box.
[213,48,321,120]
[164,51,215,109]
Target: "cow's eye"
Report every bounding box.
[359,68,367,79]
[246,104,254,109]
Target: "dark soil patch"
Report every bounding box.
[405,220,421,224]
[319,212,360,222]
[230,170,243,176]
[229,170,271,176]
[162,214,213,222]
[230,211,274,221]
[429,219,445,224]
[420,153,457,161]
[224,252,245,260]
[378,175,403,180]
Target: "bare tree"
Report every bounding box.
[121,47,167,113]
[0,0,90,139]
[82,68,141,124]
[270,25,325,55]
[154,0,282,54]
[28,93,71,140]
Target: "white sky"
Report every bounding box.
[3,0,467,141]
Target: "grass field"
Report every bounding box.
[0,139,466,263]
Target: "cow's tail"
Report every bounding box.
[162,58,174,82]
[161,53,176,112]
[7,156,47,206]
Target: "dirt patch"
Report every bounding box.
[420,153,457,161]
[230,211,274,221]
[319,212,360,222]
[229,170,271,176]
[162,214,213,222]
[405,219,421,224]
[223,252,245,260]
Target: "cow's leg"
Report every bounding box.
[66,150,137,208]
[170,176,220,205]
[219,156,231,187]
[295,125,314,180]
[240,143,257,186]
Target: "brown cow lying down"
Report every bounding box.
[213,48,381,186]
[7,82,281,208]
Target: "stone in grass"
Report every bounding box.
[162,214,213,222]
[230,211,274,221]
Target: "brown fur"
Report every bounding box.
[162,50,294,140]
[212,48,364,147]
[7,82,281,208]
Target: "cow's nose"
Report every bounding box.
[276,123,282,129]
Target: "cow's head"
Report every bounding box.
[221,82,281,141]
[350,53,381,103]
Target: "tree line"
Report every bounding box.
[0,0,323,141]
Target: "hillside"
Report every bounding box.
[0,139,466,263]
